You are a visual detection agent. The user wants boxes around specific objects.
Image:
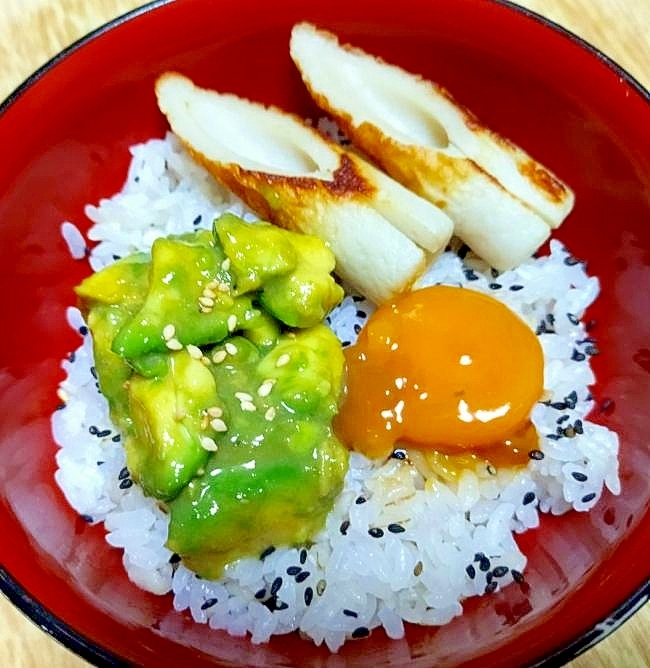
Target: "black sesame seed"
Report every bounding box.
[529,449,545,460]
[270,577,283,596]
[574,419,584,434]
[485,581,498,594]
[201,598,218,610]
[80,514,93,523]
[479,556,491,572]
[486,572,493,585]
[547,313,555,326]
[96,428,112,438]
[295,571,310,584]
[79,325,89,336]
[299,548,307,565]
[571,349,586,362]
[286,566,301,576]
[68,351,76,363]
[511,569,525,584]
[88,425,99,436]
[112,254,122,260]
[567,313,580,326]
[353,323,362,334]
[509,284,524,292]
[90,366,98,379]
[169,553,181,564]
[351,626,370,639]
[119,478,133,490]
[193,215,202,226]
[535,321,548,335]
[254,588,266,599]
[356,310,367,319]
[387,523,406,534]
[557,415,570,424]
[341,340,351,347]
[111,434,121,442]
[275,601,289,611]
[368,527,384,538]
[260,546,276,560]
[463,268,479,281]
[466,564,476,579]
[489,282,502,290]
[565,391,578,408]
[118,467,130,480]
[391,449,407,460]
[564,255,582,266]
[355,496,367,505]
[581,493,597,504]
[572,471,588,482]
[343,609,358,618]
[492,565,509,578]
[340,520,350,535]
[304,587,314,606]
[457,244,470,259]
[551,402,568,410]
[352,295,364,302]
[490,267,499,278]
[546,433,562,441]
[522,492,536,505]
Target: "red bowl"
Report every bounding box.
[1,0,649,666]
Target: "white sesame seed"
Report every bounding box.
[276,353,291,368]
[212,350,228,364]
[186,344,203,360]
[225,342,238,356]
[221,258,231,271]
[206,280,219,291]
[264,406,277,421]
[162,324,176,341]
[202,287,216,299]
[166,338,183,351]
[199,296,215,308]
[240,401,257,412]
[257,379,276,397]
[235,391,253,402]
[200,356,211,366]
[199,306,213,314]
[200,436,219,452]
[206,406,223,418]
[210,418,228,432]
[200,415,210,430]
[227,314,237,332]
[218,282,230,293]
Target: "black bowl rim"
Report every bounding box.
[0,0,649,666]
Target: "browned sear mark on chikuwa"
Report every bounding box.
[518,159,569,203]
[255,154,375,198]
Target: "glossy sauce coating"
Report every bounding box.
[334,285,544,467]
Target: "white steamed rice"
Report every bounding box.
[52,133,620,651]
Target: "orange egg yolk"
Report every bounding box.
[334,285,544,468]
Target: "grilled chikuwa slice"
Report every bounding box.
[155,72,453,304]
[290,22,575,271]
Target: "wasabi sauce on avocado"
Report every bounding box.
[76,213,347,578]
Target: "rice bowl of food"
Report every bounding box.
[1,1,649,667]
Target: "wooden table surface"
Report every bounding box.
[1,0,648,666]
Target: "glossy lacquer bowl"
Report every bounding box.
[0,0,648,666]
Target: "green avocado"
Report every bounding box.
[167,327,347,578]
[124,350,218,501]
[78,214,347,577]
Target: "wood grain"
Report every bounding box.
[0,0,648,666]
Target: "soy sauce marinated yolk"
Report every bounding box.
[333,285,544,465]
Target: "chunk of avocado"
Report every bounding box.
[214,213,297,294]
[112,231,257,362]
[166,327,347,579]
[124,350,220,501]
[260,232,344,328]
[214,213,344,328]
